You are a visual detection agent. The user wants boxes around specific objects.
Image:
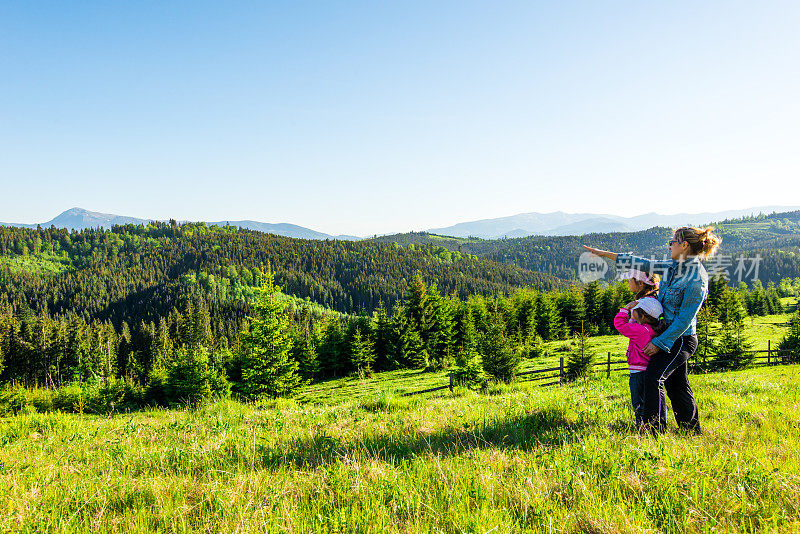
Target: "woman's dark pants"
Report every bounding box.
[642,334,701,434]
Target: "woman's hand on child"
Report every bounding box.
[643,342,659,356]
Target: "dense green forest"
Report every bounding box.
[370,210,800,284]
[0,222,566,323]
[0,215,798,409]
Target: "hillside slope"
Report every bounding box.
[0,223,567,328]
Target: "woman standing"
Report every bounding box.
[582,226,721,433]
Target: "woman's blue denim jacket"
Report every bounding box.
[615,253,708,353]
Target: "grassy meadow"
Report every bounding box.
[300,311,796,405]
[2,363,799,533]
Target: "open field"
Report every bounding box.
[1,365,799,533]
[0,253,71,274]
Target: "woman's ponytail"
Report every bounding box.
[675,226,722,259]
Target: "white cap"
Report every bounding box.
[619,269,657,286]
[633,297,663,319]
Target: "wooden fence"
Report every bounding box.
[403,340,796,397]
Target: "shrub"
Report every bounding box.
[86,377,126,414]
[518,335,549,360]
[0,384,31,415]
[166,347,213,405]
[0,385,54,415]
[144,367,168,406]
[52,384,84,412]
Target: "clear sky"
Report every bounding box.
[2,1,798,236]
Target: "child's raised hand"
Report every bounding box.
[624,300,639,310]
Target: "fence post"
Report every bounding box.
[559,357,564,383]
[449,373,454,392]
[768,340,771,366]
[607,352,611,378]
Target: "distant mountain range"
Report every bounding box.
[0,208,361,241]
[427,205,800,239]
[3,205,800,241]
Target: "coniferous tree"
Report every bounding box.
[479,317,518,382]
[582,281,603,330]
[166,346,213,404]
[350,326,376,376]
[536,294,563,341]
[778,310,800,363]
[316,318,345,377]
[117,321,132,380]
[557,290,586,335]
[695,305,717,369]
[371,305,395,371]
[712,290,754,370]
[290,311,319,380]
[566,324,595,381]
[392,312,426,369]
[426,290,455,369]
[236,272,302,399]
[452,307,486,387]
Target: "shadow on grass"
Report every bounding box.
[258,406,592,468]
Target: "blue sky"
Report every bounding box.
[1,1,798,235]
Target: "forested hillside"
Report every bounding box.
[370,210,800,283]
[0,222,565,323]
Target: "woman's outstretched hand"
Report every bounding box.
[643,342,659,356]
[581,245,618,261]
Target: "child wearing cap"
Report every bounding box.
[614,296,666,428]
[620,269,660,300]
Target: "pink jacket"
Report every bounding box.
[613,308,656,372]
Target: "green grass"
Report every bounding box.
[299,311,794,405]
[0,253,71,274]
[1,366,799,532]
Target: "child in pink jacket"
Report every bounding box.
[614,296,665,428]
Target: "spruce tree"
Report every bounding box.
[536,294,563,341]
[316,318,345,377]
[290,314,319,381]
[566,324,595,381]
[712,290,754,370]
[371,305,395,371]
[479,318,518,382]
[557,291,586,335]
[426,290,455,369]
[452,308,486,388]
[392,313,426,369]
[582,281,603,330]
[236,272,302,399]
[166,346,213,404]
[350,327,376,376]
[778,310,800,363]
[695,305,716,369]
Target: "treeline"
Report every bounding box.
[698,276,796,370]
[1,268,792,403]
[0,223,566,331]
